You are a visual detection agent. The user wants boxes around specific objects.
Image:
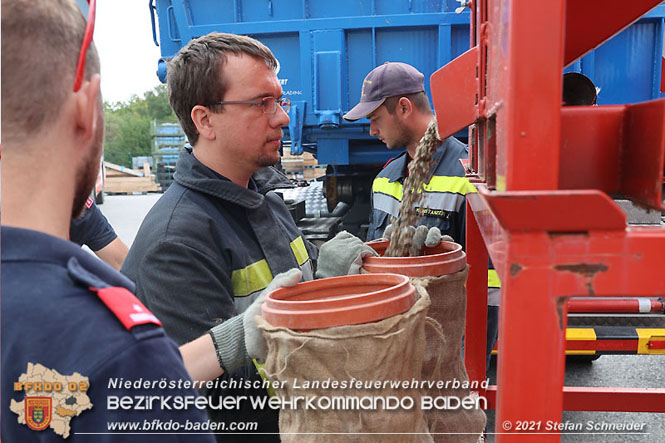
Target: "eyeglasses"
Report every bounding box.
[207,96,291,114]
[74,0,97,92]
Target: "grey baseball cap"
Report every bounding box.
[343,62,425,121]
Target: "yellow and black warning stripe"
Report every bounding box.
[492,327,665,355]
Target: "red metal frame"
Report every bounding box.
[434,0,665,441]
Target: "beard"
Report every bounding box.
[256,152,280,168]
[71,111,104,219]
[384,119,412,150]
[255,135,282,168]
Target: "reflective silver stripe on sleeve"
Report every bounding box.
[373,192,401,218]
[419,191,466,212]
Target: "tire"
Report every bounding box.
[95,191,104,205]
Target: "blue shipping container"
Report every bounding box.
[150,1,664,166]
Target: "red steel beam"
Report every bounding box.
[621,98,665,210]
[559,100,665,211]
[567,298,664,313]
[559,106,624,193]
[563,0,663,66]
[431,47,478,140]
[464,201,489,383]
[495,245,568,441]
[488,1,565,192]
[494,339,638,353]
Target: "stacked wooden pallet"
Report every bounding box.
[281,152,326,180]
[104,161,161,194]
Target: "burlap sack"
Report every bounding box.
[257,289,433,443]
[412,266,486,442]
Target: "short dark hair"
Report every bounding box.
[167,32,278,145]
[562,72,597,106]
[383,92,432,116]
[1,0,100,145]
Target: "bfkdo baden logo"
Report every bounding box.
[25,397,52,431]
[10,363,92,439]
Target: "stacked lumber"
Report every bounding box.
[281,152,326,180]
[104,161,161,193]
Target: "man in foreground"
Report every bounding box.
[121,32,317,441]
[1,2,274,440]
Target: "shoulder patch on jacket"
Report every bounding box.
[89,286,162,331]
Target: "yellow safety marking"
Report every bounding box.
[231,260,273,297]
[496,174,506,191]
[290,236,309,266]
[374,176,477,200]
[488,269,501,288]
[373,177,402,200]
[566,328,596,355]
[423,176,474,195]
[636,328,665,355]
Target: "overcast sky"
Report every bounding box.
[96,0,163,103]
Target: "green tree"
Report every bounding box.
[103,84,177,167]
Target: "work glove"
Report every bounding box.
[315,231,379,279]
[382,225,454,256]
[209,268,303,372]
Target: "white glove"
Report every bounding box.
[315,231,379,279]
[423,226,454,247]
[382,225,454,256]
[244,268,302,361]
[209,268,302,372]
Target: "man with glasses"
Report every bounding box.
[1,0,216,441]
[121,33,316,441]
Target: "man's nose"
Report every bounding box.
[272,105,290,127]
[369,122,378,136]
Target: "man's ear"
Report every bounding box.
[74,73,101,144]
[191,105,216,141]
[397,96,413,118]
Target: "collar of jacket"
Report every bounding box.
[173,147,287,210]
[387,140,445,183]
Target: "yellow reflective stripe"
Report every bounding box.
[488,269,501,288]
[373,177,403,200]
[566,328,597,355]
[636,328,665,355]
[290,236,309,266]
[231,259,273,297]
[423,176,474,195]
[497,174,506,191]
[374,176,475,199]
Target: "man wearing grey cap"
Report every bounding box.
[344,62,500,368]
[344,62,472,245]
